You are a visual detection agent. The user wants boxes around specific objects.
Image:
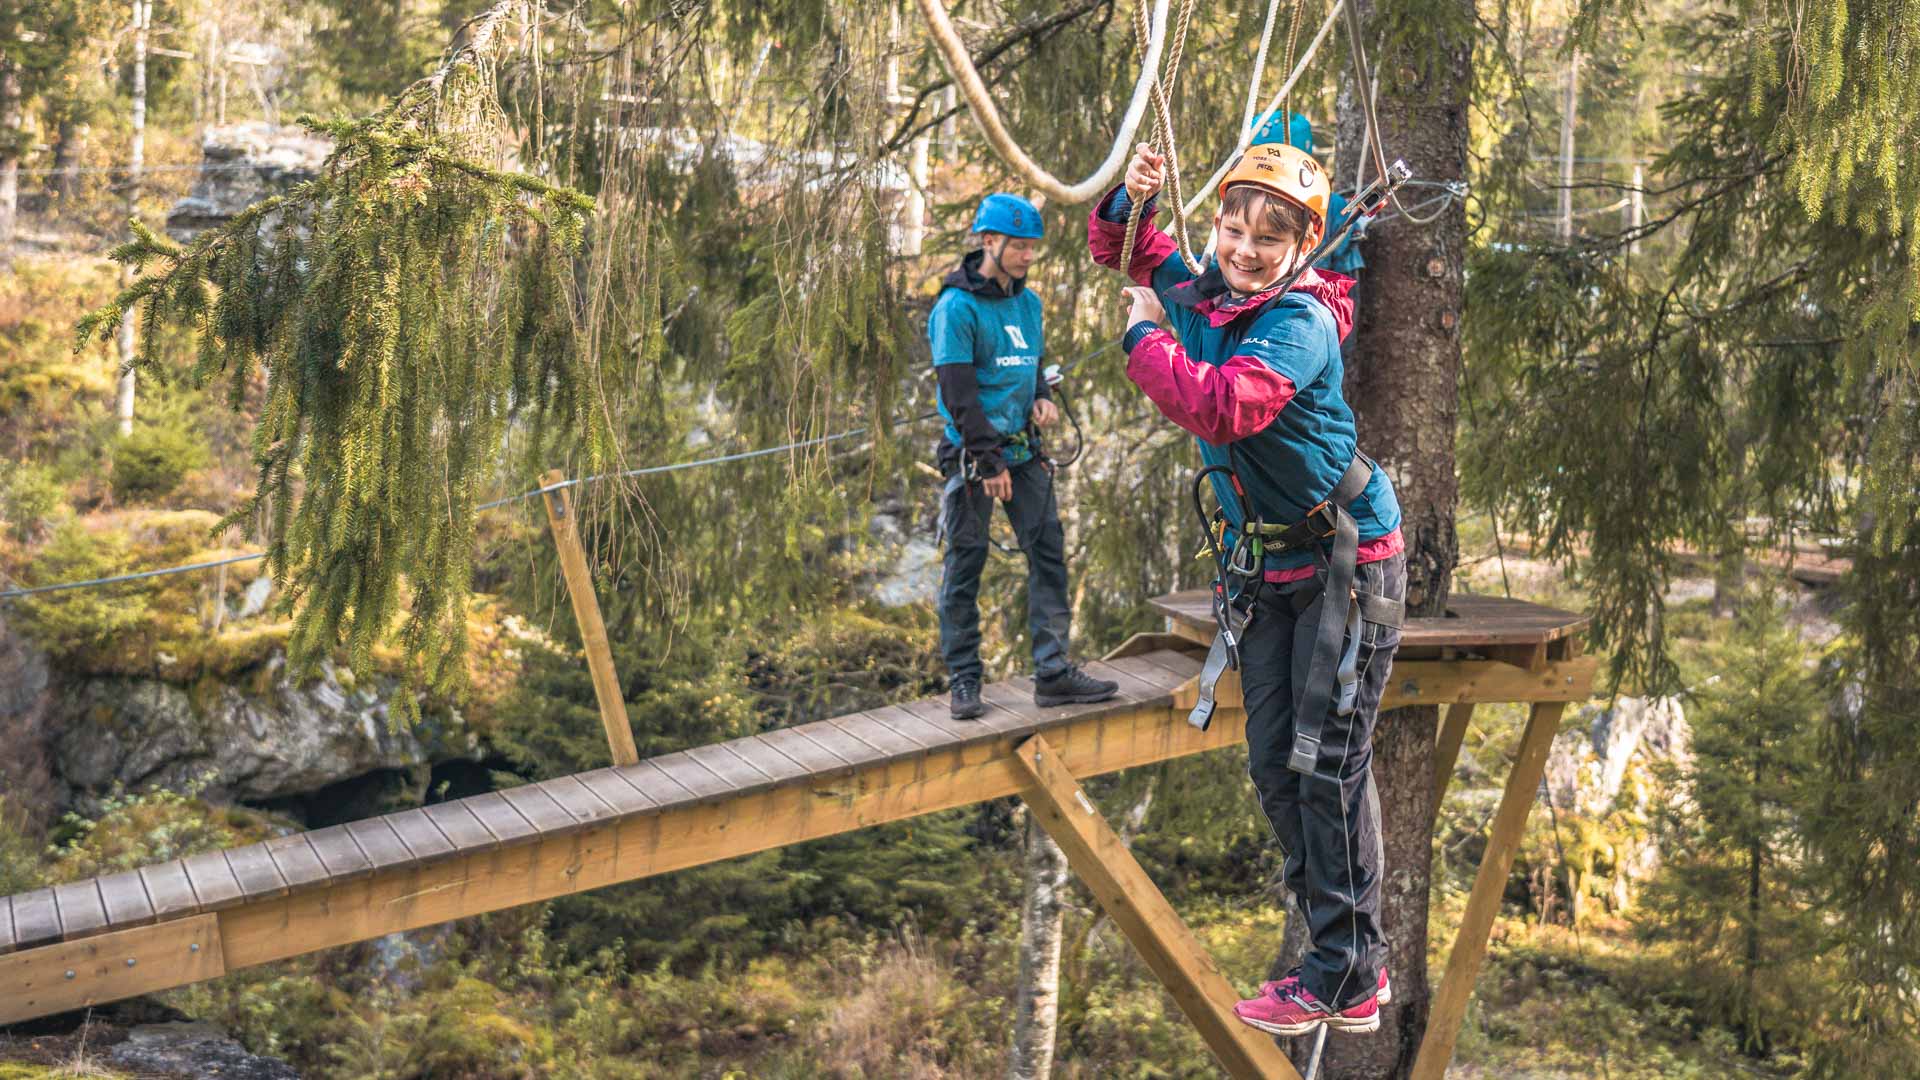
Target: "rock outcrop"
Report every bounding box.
[165,121,330,242]
[50,653,482,811]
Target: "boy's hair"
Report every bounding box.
[1219,185,1314,244]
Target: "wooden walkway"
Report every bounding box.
[1,592,1594,1080]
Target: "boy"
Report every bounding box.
[1088,144,1407,1036]
[932,192,1118,721]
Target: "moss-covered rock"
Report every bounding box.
[49,654,482,808]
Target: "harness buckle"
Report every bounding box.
[1302,500,1341,540]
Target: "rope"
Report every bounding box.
[0,552,268,601]
[1120,0,1205,280]
[1280,0,1305,126]
[2,417,929,602]
[1180,0,1344,218]
[910,0,1172,204]
[1340,0,1392,200]
[1239,0,1286,133]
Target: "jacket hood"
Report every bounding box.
[943,249,1027,298]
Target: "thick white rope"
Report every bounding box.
[1240,0,1287,134]
[911,0,1171,204]
[1182,0,1344,218]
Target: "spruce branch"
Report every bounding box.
[70,0,605,725]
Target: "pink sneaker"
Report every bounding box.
[1259,967,1390,1005]
[1234,980,1381,1037]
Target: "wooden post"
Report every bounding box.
[1011,735,1302,1080]
[539,469,639,766]
[1409,700,1568,1080]
[1431,702,1475,816]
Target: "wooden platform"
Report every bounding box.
[2,593,1595,1080]
[1152,589,1589,654]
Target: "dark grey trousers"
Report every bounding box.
[937,458,1071,683]
[1241,551,1406,1009]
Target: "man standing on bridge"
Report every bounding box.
[931,193,1119,721]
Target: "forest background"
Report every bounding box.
[0,0,1915,1076]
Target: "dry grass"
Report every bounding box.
[803,934,976,1079]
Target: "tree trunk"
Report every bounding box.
[1744,735,1762,1051]
[51,112,86,210]
[1,60,22,259]
[1008,812,1070,1080]
[1321,0,1472,1073]
[116,0,151,438]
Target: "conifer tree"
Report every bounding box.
[1639,590,1823,1057]
[75,0,606,717]
[1464,4,1920,1071]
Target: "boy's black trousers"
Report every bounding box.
[1241,551,1406,1010]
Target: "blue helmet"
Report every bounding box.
[971,193,1045,239]
[1249,110,1315,153]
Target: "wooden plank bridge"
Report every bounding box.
[1,591,1592,1079]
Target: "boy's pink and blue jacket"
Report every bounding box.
[1090,187,1403,582]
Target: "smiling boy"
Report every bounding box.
[1089,143,1407,1037]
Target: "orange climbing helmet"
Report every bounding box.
[1217,142,1331,245]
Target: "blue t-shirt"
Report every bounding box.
[930,271,1045,465]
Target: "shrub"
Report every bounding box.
[13,520,150,659]
[112,409,210,504]
[48,778,273,881]
[0,460,65,542]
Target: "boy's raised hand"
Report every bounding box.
[1123,286,1166,328]
[1125,142,1166,205]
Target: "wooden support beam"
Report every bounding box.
[1010,735,1300,1080]
[1431,703,1476,816]
[0,915,223,1025]
[1410,700,1569,1080]
[540,468,639,766]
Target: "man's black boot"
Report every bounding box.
[950,677,985,720]
[1034,664,1120,707]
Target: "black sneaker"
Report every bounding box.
[1033,664,1120,707]
[950,677,985,720]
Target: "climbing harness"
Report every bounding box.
[1037,363,1085,470]
[945,366,1082,558]
[1185,446,1405,780]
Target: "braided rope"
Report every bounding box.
[1241,0,1285,132]
[1119,0,1205,280]
[1181,0,1343,217]
[1280,0,1305,123]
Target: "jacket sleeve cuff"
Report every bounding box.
[1123,320,1160,353]
[1099,188,1159,224]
